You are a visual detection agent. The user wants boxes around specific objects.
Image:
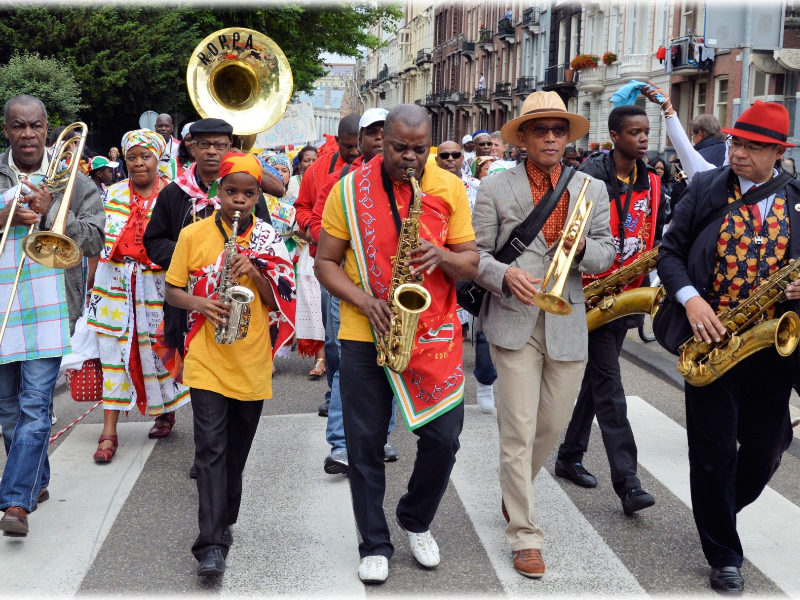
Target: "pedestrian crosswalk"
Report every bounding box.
[2,394,799,597]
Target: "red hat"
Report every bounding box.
[721,100,796,148]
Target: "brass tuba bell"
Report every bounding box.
[186,28,293,149]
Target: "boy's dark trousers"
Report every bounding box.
[190,387,263,560]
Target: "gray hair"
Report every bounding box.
[690,114,723,140]
[3,94,48,124]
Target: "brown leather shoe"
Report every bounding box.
[513,548,545,578]
[0,506,29,537]
[502,499,509,523]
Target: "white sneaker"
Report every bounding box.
[476,382,495,413]
[358,555,388,583]
[407,529,440,568]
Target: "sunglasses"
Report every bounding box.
[438,152,462,159]
[475,141,492,147]
[522,124,570,138]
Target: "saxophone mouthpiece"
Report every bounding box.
[233,210,241,220]
[405,168,416,180]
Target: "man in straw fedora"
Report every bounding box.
[471,91,615,578]
[658,99,800,594]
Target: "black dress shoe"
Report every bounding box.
[197,548,226,577]
[318,400,329,417]
[621,487,655,516]
[710,566,744,594]
[189,464,197,479]
[554,460,598,488]
[222,526,233,546]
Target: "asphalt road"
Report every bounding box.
[1,332,799,598]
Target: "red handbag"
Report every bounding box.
[65,359,104,402]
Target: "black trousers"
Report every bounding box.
[685,348,794,568]
[557,318,641,497]
[190,387,263,561]
[340,340,464,560]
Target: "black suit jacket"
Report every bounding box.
[658,166,800,354]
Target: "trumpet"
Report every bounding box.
[0,123,88,346]
[533,178,593,315]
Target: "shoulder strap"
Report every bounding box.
[339,164,351,180]
[328,152,340,175]
[494,167,576,265]
[694,170,793,237]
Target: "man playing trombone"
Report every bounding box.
[0,94,104,537]
[471,92,615,578]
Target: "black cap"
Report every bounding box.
[189,118,234,138]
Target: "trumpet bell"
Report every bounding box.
[187,28,293,137]
[23,231,83,269]
[533,292,572,315]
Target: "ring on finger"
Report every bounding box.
[696,324,705,330]
[691,324,699,329]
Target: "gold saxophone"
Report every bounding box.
[215,211,255,345]
[376,168,432,373]
[585,247,665,332]
[677,260,800,386]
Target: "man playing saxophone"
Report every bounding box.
[315,104,478,584]
[658,100,800,594]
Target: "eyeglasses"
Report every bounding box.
[438,152,462,160]
[475,141,492,147]
[727,136,774,154]
[522,124,570,138]
[194,141,231,151]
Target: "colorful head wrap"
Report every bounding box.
[181,122,194,138]
[121,129,167,160]
[259,152,291,172]
[219,152,262,186]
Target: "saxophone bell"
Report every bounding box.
[215,210,254,345]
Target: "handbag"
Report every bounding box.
[653,171,794,355]
[457,167,576,317]
[65,358,103,402]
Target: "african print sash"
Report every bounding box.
[339,155,464,430]
[174,163,219,216]
[185,213,296,358]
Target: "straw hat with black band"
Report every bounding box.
[501,91,590,146]
[721,99,796,148]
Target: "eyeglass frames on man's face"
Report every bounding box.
[727,136,773,154]
[194,141,231,151]
[522,124,570,138]
[438,152,462,160]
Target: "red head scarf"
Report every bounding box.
[218,152,263,185]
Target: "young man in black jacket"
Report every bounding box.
[555,106,664,516]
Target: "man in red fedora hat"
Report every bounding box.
[472,91,616,578]
[659,99,800,594]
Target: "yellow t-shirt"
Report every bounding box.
[322,163,475,342]
[165,214,273,401]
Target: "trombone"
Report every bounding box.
[533,178,593,316]
[0,122,87,346]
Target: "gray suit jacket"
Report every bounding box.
[472,163,615,359]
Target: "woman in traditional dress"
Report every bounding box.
[287,145,318,197]
[88,129,190,462]
[258,151,326,378]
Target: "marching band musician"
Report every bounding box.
[315,104,479,584]
[658,100,800,594]
[555,106,662,515]
[164,152,295,577]
[471,91,615,579]
[0,95,104,536]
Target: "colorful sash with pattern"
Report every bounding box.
[185,213,296,358]
[339,155,464,430]
[174,163,219,216]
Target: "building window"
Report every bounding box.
[752,69,770,99]
[715,77,729,127]
[695,80,707,115]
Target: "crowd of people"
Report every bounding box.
[1,81,799,596]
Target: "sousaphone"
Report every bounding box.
[186,28,293,150]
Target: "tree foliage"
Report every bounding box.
[0,2,401,138]
[0,52,86,126]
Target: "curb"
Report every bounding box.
[620,338,800,461]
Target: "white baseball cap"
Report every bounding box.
[462,134,473,144]
[359,108,389,130]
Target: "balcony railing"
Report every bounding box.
[461,40,476,54]
[494,81,511,98]
[455,91,471,105]
[618,53,651,76]
[497,17,514,37]
[378,66,389,81]
[478,28,493,43]
[474,87,490,103]
[522,7,540,27]
[438,88,454,103]
[668,36,701,70]
[544,64,578,87]
[424,94,437,107]
[515,76,536,96]
[416,49,432,65]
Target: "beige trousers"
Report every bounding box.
[489,313,586,551]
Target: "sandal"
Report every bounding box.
[93,435,118,463]
[148,412,176,439]
[308,357,326,380]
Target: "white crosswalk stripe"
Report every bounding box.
[1,395,798,596]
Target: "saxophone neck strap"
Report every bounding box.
[380,163,404,235]
[214,210,252,244]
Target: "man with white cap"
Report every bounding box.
[472,91,615,578]
[309,107,398,475]
[461,134,475,177]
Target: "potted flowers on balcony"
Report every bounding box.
[602,51,617,66]
[569,53,600,71]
